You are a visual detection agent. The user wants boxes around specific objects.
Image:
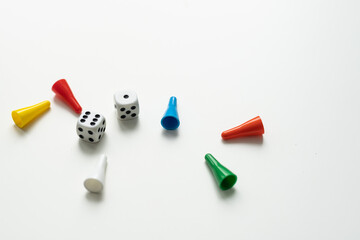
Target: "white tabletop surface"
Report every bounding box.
[1,0,360,239]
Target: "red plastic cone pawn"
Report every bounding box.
[221,116,264,140]
[52,79,82,114]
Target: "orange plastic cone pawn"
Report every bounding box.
[221,116,264,140]
[52,79,82,114]
[12,100,51,128]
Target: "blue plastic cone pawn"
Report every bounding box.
[161,96,180,130]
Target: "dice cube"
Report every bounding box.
[114,90,139,120]
[76,110,106,143]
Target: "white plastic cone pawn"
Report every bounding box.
[84,155,108,193]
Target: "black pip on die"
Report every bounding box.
[114,90,139,120]
[76,111,106,143]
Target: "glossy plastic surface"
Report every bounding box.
[205,153,237,191]
[11,100,51,128]
[221,116,264,140]
[84,155,108,193]
[161,96,180,130]
[52,79,82,114]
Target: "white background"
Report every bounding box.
[1,0,360,239]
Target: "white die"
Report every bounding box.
[76,110,106,143]
[114,90,139,120]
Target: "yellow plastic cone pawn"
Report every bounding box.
[12,100,51,128]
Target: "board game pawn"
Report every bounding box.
[161,96,180,130]
[84,154,108,193]
[205,153,237,191]
[12,100,51,128]
[52,79,82,114]
[221,116,264,140]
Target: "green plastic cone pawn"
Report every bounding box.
[205,153,237,190]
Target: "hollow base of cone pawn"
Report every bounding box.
[84,178,104,193]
